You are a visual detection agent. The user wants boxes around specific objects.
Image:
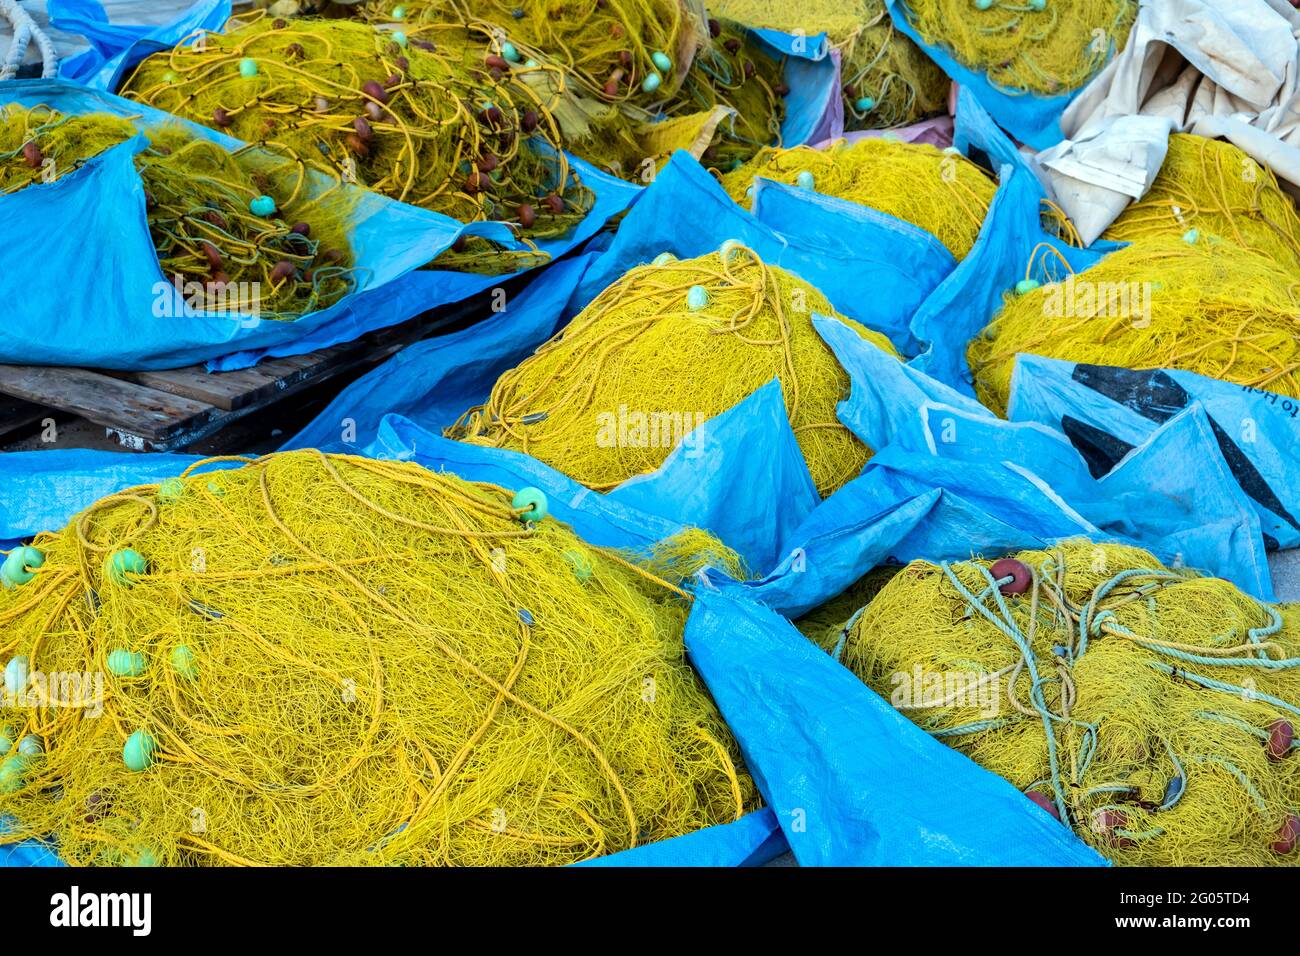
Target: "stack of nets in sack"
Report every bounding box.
[904,0,1137,96]
[1,105,358,318]
[718,138,997,260]
[368,0,702,109]
[714,0,949,130]
[372,2,785,177]
[121,13,594,274]
[836,541,1300,866]
[967,237,1300,416]
[1104,134,1300,272]
[449,244,900,497]
[0,451,756,866]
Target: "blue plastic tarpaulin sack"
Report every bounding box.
[572,150,955,351]
[51,0,230,90]
[907,89,1126,394]
[0,80,638,371]
[749,28,843,147]
[883,0,1102,150]
[772,316,1272,605]
[1009,355,1300,554]
[282,251,596,456]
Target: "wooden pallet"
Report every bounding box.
[0,298,483,452]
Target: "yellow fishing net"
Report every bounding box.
[968,238,1300,416]
[794,566,900,652]
[718,138,997,260]
[904,0,1136,96]
[1,106,359,318]
[838,541,1300,866]
[369,0,702,108]
[714,0,949,130]
[371,3,783,177]
[449,245,900,498]
[0,451,757,866]
[121,13,594,274]
[1104,134,1300,272]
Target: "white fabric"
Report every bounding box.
[1036,0,1300,245]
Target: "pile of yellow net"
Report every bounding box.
[837,541,1300,866]
[714,0,948,130]
[449,245,900,498]
[370,3,784,177]
[370,0,701,108]
[0,451,756,866]
[1105,134,1300,272]
[904,0,1137,96]
[121,13,594,273]
[968,237,1300,416]
[1,106,358,318]
[718,138,997,260]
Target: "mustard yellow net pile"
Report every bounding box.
[1104,134,1300,272]
[714,0,949,130]
[368,0,701,108]
[837,541,1300,866]
[718,138,997,260]
[0,451,756,866]
[968,237,1300,416]
[121,13,594,274]
[904,0,1136,96]
[1,106,359,318]
[450,245,900,498]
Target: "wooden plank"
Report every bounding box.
[124,367,266,411]
[0,367,214,443]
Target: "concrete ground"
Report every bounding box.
[1270,549,1300,602]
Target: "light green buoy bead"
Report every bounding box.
[1183,228,1199,244]
[104,548,147,586]
[651,252,677,266]
[502,42,522,62]
[171,645,198,681]
[511,487,548,523]
[3,656,28,696]
[17,735,42,757]
[0,755,26,793]
[651,51,672,72]
[249,194,276,217]
[238,58,258,78]
[1,546,43,587]
[524,58,539,68]
[641,73,661,94]
[392,31,408,48]
[796,170,815,190]
[126,847,159,867]
[107,649,147,678]
[687,285,710,310]
[563,549,593,583]
[1015,278,1041,295]
[855,96,875,111]
[719,238,743,262]
[123,730,158,772]
[159,476,185,503]
[392,4,406,18]
[975,0,994,9]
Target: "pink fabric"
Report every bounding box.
[812,114,956,150]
